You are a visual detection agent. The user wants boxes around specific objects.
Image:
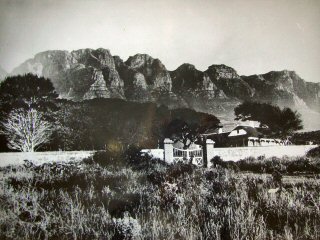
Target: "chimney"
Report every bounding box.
[218,127,223,134]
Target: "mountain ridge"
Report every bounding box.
[10,48,320,130]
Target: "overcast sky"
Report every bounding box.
[0,0,319,82]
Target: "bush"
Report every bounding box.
[90,150,125,168]
[286,157,320,174]
[210,156,239,172]
[147,171,166,186]
[125,145,167,171]
[307,146,320,158]
[108,193,142,217]
[210,156,224,168]
[166,162,195,181]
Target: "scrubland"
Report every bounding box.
[0,147,319,239]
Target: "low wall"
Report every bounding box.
[142,145,317,167]
[0,151,95,167]
[141,149,164,160]
[208,145,317,165]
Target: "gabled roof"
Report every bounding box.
[230,125,261,137]
[201,125,223,136]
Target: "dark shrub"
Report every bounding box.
[204,170,219,181]
[237,158,263,173]
[166,163,195,181]
[220,220,232,240]
[7,177,26,190]
[125,145,143,165]
[209,181,225,194]
[18,211,42,223]
[210,158,239,172]
[210,156,224,168]
[91,150,125,168]
[126,146,144,165]
[286,157,320,174]
[236,157,286,174]
[147,171,166,186]
[108,193,142,217]
[307,146,320,158]
[125,145,167,171]
[82,156,94,165]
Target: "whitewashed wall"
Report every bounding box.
[141,149,164,160]
[207,145,317,166]
[0,151,95,167]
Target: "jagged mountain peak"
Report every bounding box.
[121,53,171,91]
[113,55,124,62]
[125,53,166,70]
[175,63,198,71]
[171,63,214,93]
[71,48,115,69]
[206,64,240,79]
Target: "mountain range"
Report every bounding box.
[4,48,320,130]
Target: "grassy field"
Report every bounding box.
[0,148,319,239]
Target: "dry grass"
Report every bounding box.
[0,151,319,239]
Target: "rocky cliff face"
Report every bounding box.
[170,63,226,111]
[205,64,254,100]
[242,70,320,111]
[125,54,172,91]
[12,48,124,100]
[11,48,320,129]
[114,55,153,102]
[113,54,186,108]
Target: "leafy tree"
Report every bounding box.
[171,108,220,133]
[234,101,303,137]
[165,109,220,149]
[0,108,53,152]
[0,73,58,114]
[0,74,58,151]
[165,119,197,149]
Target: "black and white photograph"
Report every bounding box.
[0,0,319,239]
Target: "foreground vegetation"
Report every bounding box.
[0,149,319,239]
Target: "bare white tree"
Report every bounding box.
[0,108,53,152]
